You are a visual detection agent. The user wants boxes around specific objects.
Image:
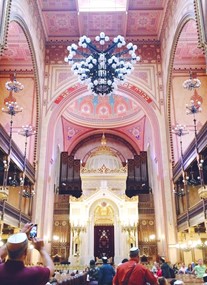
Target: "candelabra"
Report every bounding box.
[0,76,36,202]
[0,101,23,200]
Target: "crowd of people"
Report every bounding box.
[0,223,207,285]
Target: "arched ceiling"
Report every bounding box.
[62,92,145,128]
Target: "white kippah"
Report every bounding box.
[7,233,28,254]
[174,281,184,285]
[130,247,139,252]
[8,233,27,244]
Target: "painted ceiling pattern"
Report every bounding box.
[38,0,166,40]
[66,93,141,122]
[0,22,33,71]
[173,20,206,70]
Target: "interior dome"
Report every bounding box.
[85,134,123,170]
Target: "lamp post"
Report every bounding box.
[185,100,206,199]
[172,124,189,218]
[18,125,36,219]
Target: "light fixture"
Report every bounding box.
[18,125,36,198]
[1,83,23,200]
[22,188,35,198]
[185,100,202,116]
[185,99,207,198]
[183,72,201,91]
[172,124,189,197]
[5,73,24,93]
[65,32,141,96]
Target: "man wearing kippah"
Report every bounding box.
[113,247,158,285]
[0,223,54,285]
[98,256,115,285]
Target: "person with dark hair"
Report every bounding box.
[160,257,174,279]
[169,279,177,285]
[158,276,168,285]
[0,223,54,285]
[87,259,100,285]
[98,256,115,285]
[113,247,158,285]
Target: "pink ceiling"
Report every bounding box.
[1,2,202,74]
[64,93,143,127]
[38,0,167,40]
[0,22,33,72]
[173,20,206,70]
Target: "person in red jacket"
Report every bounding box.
[113,247,158,285]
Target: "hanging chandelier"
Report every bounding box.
[65,32,141,96]
[183,72,201,91]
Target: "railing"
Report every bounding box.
[0,124,35,183]
[0,200,31,223]
[173,121,207,181]
[177,200,207,229]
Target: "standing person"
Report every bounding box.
[113,247,158,285]
[98,256,115,285]
[0,223,54,285]
[160,257,174,279]
[192,258,206,278]
[87,259,99,285]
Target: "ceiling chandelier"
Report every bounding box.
[65,32,141,96]
[183,71,201,91]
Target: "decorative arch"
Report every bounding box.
[71,132,138,158]
[43,77,163,193]
[166,14,199,167]
[88,197,120,221]
[7,16,41,164]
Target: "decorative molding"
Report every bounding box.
[166,15,197,168]
[0,0,12,55]
[194,0,207,49]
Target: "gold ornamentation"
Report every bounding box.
[198,186,207,199]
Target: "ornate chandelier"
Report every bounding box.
[65,32,141,96]
[183,72,201,91]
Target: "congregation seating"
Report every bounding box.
[167,274,204,284]
[49,271,87,285]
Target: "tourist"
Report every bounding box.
[113,247,158,285]
[0,223,54,285]
[99,256,115,285]
[192,259,206,278]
